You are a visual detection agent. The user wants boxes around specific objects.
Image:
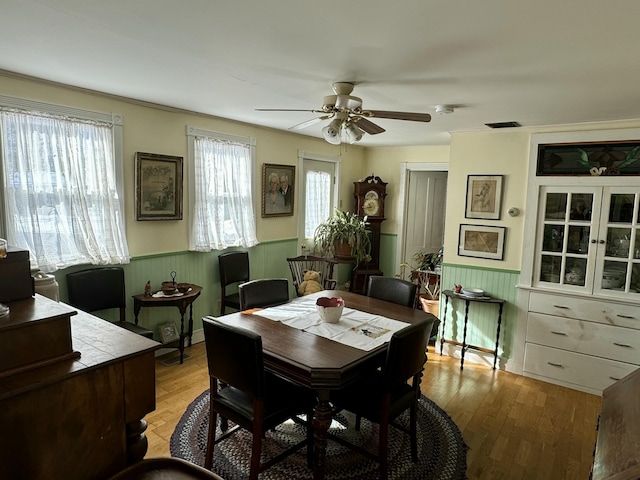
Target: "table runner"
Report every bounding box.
[246,295,408,351]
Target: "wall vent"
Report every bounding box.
[485,121,521,129]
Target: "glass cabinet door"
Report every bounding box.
[535,187,600,291]
[594,188,640,296]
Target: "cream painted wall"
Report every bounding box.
[0,73,365,255]
[444,130,531,271]
[364,145,450,234]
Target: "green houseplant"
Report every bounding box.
[314,209,372,266]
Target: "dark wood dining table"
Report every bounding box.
[215,289,435,480]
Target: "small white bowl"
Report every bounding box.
[461,288,484,297]
[317,305,344,323]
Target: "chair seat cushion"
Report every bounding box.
[331,371,416,422]
[117,321,154,339]
[213,373,313,430]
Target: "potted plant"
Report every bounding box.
[414,246,443,272]
[314,209,372,266]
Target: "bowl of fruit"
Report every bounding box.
[316,296,345,323]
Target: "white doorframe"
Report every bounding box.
[396,162,449,276]
[297,150,340,254]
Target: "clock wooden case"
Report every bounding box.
[354,175,387,219]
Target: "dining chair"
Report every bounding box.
[330,317,435,480]
[367,276,417,308]
[66,267,154,339]
[218,251,250,316]
[238,278,289,310]
[286,255,338,296]
[202,317,313,479]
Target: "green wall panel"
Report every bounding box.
[439,264,519,360]
[53,239,299,341]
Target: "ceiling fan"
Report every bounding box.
[256,82,432,145]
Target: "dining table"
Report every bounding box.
[212,289,436,480]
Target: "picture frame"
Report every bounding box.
[458,224,506,260]
[262,163,295,218]
[465,175,503,220]
[158,322,180,344]
[135,152,183,221]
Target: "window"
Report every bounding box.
[187,126,258,251]
[0,96,129,272]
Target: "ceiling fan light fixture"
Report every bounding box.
[345,121,364,143]
[322,118,342,144]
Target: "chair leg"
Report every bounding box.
[220,300,226,316]
[249,425,263,480]
[205,407,218,469]
[379,420,389,480]
[410,403,418,462]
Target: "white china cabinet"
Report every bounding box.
[516,129,640,395]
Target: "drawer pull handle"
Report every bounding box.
[613,342,632,348]
[553,305,570,309]
[551,331,567,336]
[616,314,636,319]
[547,362,564,368]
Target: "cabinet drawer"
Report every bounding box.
[529,292,640,329]
[526,312,640,365]
[523,343,638,392]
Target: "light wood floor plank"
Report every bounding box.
[146,342,601,479]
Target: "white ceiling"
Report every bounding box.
[2,0,640,147]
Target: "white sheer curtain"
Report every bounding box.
[0,109,129,272]
[190,135,258,251]
[305,170,331,238]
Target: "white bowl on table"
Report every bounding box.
[316,296,345,323]
[461,288,484,297]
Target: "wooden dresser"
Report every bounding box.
[0,294,159,480]
[592,367,640,479]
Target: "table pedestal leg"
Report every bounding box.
[126,419,148,464]
[493,303,504,369]
[440,296,449,355]
[312,391,332,480]
[460,300,470,370]
[178,312,186,364]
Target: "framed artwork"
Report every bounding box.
[262,163,295,218]
[458,224,506,260]
[465,175,503,220]
[135,152,183,221]
[158,322,180,344]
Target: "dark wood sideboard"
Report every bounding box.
[0,293,160,480]
[591,367,640,480]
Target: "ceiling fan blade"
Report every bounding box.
[289,115,331,131]
[256,108,320,112]
[367,110,432,122]
[355,117,386,135]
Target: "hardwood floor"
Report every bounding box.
[145,342,602,479]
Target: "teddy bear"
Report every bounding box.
[298,269,323,296]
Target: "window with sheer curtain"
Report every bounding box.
[0,99,129,273]
[187,126,258,251]
[305,170,331,238]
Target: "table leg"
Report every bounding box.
[312,390,332,480]
[460,300,470,370]
[188,303,194,347]
[440,296,449,355]
[133,301,142,325]
[493,303,504,370]
[178,311,186,364]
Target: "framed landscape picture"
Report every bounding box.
[135,152,183,221]
[262,163,295,218]
[465,175,503,220]
[458,224,506,260]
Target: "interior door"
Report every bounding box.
[299,158,337,254]
[402,171,447,269]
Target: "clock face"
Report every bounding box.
[363,190,380,216]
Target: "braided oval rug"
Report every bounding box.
[170,390,467,480]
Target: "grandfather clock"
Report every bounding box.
[352,175,387,293]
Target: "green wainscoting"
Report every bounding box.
[439,264,520,360]
[52,239,299,341]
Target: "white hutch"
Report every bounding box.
[515,128,640,395]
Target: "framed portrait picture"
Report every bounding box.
[465,175,503,220]
[158,322,180,344]
[458,224,506,260]
[262,163,295,218]
[135,152,183,221]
